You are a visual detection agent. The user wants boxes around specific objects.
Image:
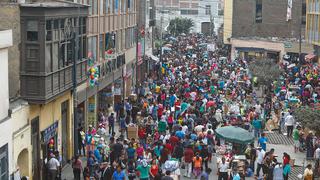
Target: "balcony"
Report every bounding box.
[20,2,88,104]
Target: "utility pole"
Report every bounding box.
[72,7,80,157]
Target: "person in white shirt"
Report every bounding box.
[256,147,265,177]
[285,112,295,137]
[46,153,60,180]
[218,157,229,180]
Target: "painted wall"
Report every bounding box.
[29,91,73,161]
[10,101,31,178]
[223,0,233,44]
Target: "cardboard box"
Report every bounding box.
[127,126,138,139]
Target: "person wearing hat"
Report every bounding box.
[256,146,265,178]
[136,159,151,180]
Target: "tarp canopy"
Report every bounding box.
[215,126,254,144]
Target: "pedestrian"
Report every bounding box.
[108,113,115,135]
[258,133,268,151]
[112,164,126,180]
[293,126,301,153]
[183,145,194,178]
[193,153,203,178]
[72,155,83,180]
[284,112,295,137]
[303,164,313,180]
[200,167,211,180]
[306,131,314,160]
[256,147,265,178]
[283,162,291,180]
[46,153,60,180]
[136,159,151,180]
[252,115,262,138]
[217,157,229,180]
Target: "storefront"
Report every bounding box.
[98,84,114,111]
[40,121,59,162]
[87,95,97,127]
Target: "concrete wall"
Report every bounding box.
[223,0,233,44]
[10,101,31,178]
[232,0,303,38]
[0,4,21,100]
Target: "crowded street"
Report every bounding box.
[56,33,319,180]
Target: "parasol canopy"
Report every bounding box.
[215,126,254,144]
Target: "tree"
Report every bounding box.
[168,17,194,35]
[294,106,320,134]
[248,59,284,88]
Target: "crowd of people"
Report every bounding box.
[42,33,319,180]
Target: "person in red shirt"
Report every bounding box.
[165,139,174,154]
[150,159,159,178]
[169,133,180,149]
[138,127,146,145]
[184,145,194,178]
[283,152,290,166]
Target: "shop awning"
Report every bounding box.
[235,47,265,52]
[305,53,316,60]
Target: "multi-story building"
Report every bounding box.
[136,0,156,83]
[155,0,223,35]
[0,1,87,180]
[306,0,320,63]
[76,0,137,131]
[224,0,313,62]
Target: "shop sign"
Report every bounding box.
[284,42,292,48]
[41,121,58,142]
[114,88,121,95]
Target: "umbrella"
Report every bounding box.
[215,126,254,144]
[164,44,172,47]
[206,101,215,108]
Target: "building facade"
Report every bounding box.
[224,0,312,62]
[155,0,224,35]
[306,0,320,63]
[76,0,137,131]
[0,29,13,180]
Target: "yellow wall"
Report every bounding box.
[29,91,74,161]
[223,0,233,44]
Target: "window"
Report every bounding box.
[0,144,8,180]
[88,0,93,14]
[100,0,104,15]
[302,2,306,25]
[93,0,98,14]
[105,0,109,14]
[88,36,97,61]
[115,0,119,14]
[46,20,52,41]
[27,20,38,41]
[205,5,211,15]
[180,9,198,15]
[255,0,262,23]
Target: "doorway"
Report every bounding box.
[61,100,69,166]
[31,117,40,180]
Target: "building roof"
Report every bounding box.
[20,0,89,8]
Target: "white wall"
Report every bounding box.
[0,30,12,120]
